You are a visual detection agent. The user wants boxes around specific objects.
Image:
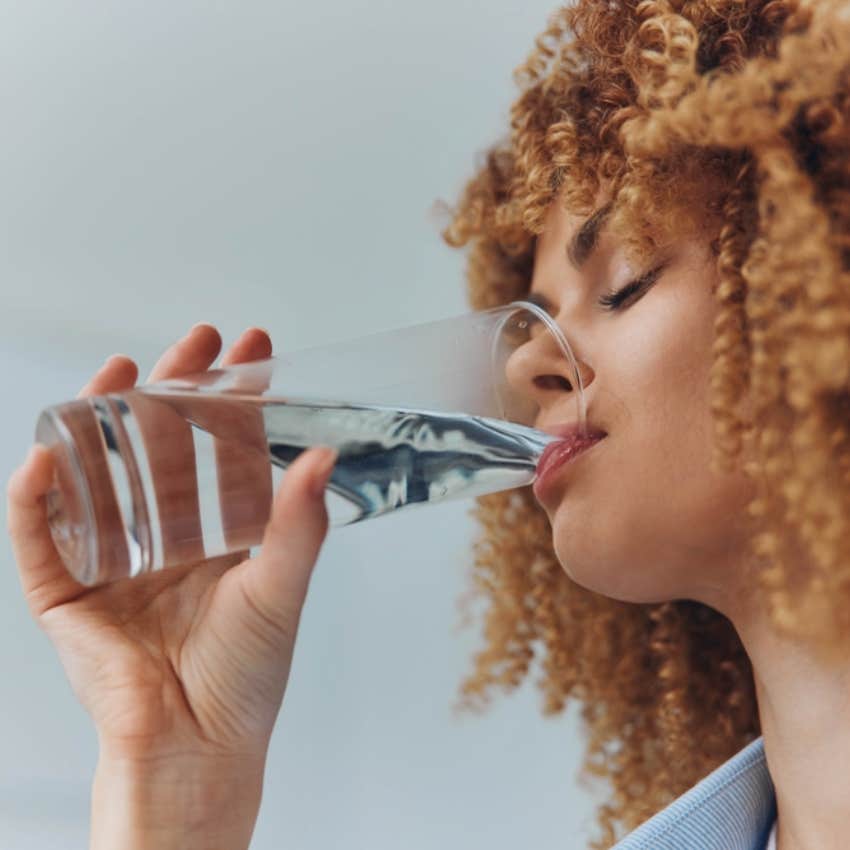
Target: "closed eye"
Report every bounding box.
[597,264,666,311]
[525,263,668,319]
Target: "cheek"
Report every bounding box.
[547,429,710,602]
[549,409,755,604]
[546,281,755,603]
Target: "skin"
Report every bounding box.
[528,195,850,850]
[6,325,338,849]
[526,195,758,607]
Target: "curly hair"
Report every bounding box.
[438,1,850,845]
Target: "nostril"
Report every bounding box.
[533,375,573,391]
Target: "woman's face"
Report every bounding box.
[523,196,758,613]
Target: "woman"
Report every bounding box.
[442,2,850,847]
[7,1,850,847]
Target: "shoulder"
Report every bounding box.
[610,737,776,850]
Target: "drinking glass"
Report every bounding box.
[34,301,584,586]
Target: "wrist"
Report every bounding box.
[90,748,265,850]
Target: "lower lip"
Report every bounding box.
[533,437,605,501]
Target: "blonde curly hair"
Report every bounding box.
[439,1,850,845]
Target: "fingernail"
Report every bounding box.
[311,447,338,498]
[190,322,216,334]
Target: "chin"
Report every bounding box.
[551,532,677,605]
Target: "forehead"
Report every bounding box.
[536,180,724,266]
[539,196,587,243]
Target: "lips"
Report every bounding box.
[534,422,607,497]
[539,422,607,444]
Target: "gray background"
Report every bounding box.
[0,2,605,847]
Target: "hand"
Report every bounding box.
[7,324,337,769]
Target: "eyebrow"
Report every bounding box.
[567,202,613,269]
[525,202,614,315]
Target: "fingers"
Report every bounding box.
[146,324,223,385]
[77,355,139,399]
[220,327,272,368]
[34,324,274,593]
[81,325,271,394]
[6,444,77,615]
[75,325,272,403]
[216,328,274,554]
[131,324,275,569]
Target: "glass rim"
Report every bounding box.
[494,300,587,435]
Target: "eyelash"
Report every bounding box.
[598,265,666,311]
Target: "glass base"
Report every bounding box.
[35,409,98,586]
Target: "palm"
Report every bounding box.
[9,325,331,765]
[34,542,294,761]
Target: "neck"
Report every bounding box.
[724,593,850,850]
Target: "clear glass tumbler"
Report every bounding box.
[34,301,585,586]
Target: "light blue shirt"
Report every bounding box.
[611,736,776,850]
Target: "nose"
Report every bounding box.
[502,315,594,427]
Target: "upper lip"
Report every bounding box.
[535,421,608,483]
[539,421,607,442]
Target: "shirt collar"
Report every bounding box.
[611,736,776,850]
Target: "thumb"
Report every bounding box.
[222,446,338,642]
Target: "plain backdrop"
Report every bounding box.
[0,2,607,847]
